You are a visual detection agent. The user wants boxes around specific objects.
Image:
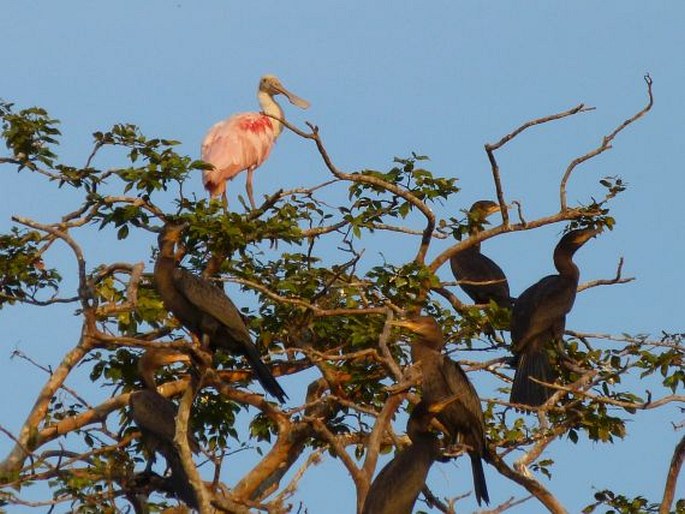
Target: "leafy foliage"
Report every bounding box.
[0,97,680,514]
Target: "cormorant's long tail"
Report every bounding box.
[510,347,556,407]
[164,450,199,509]
[240,341,288,403]
[470,453,490,506]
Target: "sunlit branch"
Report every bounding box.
[483,494,535,514]
[429,207,595,273]
[272,448,324,507]
[223,276,388,317]
[175,375,211,513]
[546,382,684,410]
[11,215,91,308]
[659,434,685,514]
[276,116,437,265]
[565,330,683,350]
[489,451,568,514]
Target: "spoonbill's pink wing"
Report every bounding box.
[201,113,277,197]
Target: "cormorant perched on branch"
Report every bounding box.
[154,222,287,403]
[510,227,601,407]
[361,398,456,514]
[392,316,490,506]
[450,200,513,309]
[128,349,199,509]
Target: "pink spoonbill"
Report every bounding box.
[201,75,310,210]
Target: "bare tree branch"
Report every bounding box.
[578,257,635,292]
[485,103,594,226]
[560,74,654,210]
[489,451,568,514]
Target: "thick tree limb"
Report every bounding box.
[659,434,685,514]
[489,451,568,514]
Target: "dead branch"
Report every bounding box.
[485,103,594,225]
[481,494,534,513]
[560,75,654,210]
[578,257,635,292]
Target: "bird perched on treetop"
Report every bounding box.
[450,200,513,309]
[392,316,490,506]
[154,221,287,402]
[201,75,310,210]
[510,227,601,407]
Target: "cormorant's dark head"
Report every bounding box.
[469,200,501,221]
[138,348,191,391]
[159,221,187,244]
[157,222,190,260]
[391,316,445,350]
[557,227,602,253]
[466,200,501,236]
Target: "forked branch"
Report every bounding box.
[485,103,594,225]
[560,74,654,210]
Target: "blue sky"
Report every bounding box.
[1,2,683,512]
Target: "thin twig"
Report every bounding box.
[485,103,594,225]
[560,75,654,210]
[577,257,635,292]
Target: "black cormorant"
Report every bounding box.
[154,222,287,402]
[361,399,453,514]
[128,349,199,509]
[450,200,512,309]
[393,316,490,506]
[510,227,600,407]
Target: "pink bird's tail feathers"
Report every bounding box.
[202,164,241,197]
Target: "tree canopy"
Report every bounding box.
[0,75,683,514]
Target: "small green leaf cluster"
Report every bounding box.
[583,490,660,514]
[367,261,439,305]
[0,228,61,308]
[344,155,459,238]
[1,101,61,167]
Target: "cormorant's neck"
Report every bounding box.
[553,244,580,279]
[258,91,284,137]
[157,236,178,261]
[466,226,483,251]
[140,370,157,391]
[410,343,443,368]
[155,237,178,284]
[407,423,435,446]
